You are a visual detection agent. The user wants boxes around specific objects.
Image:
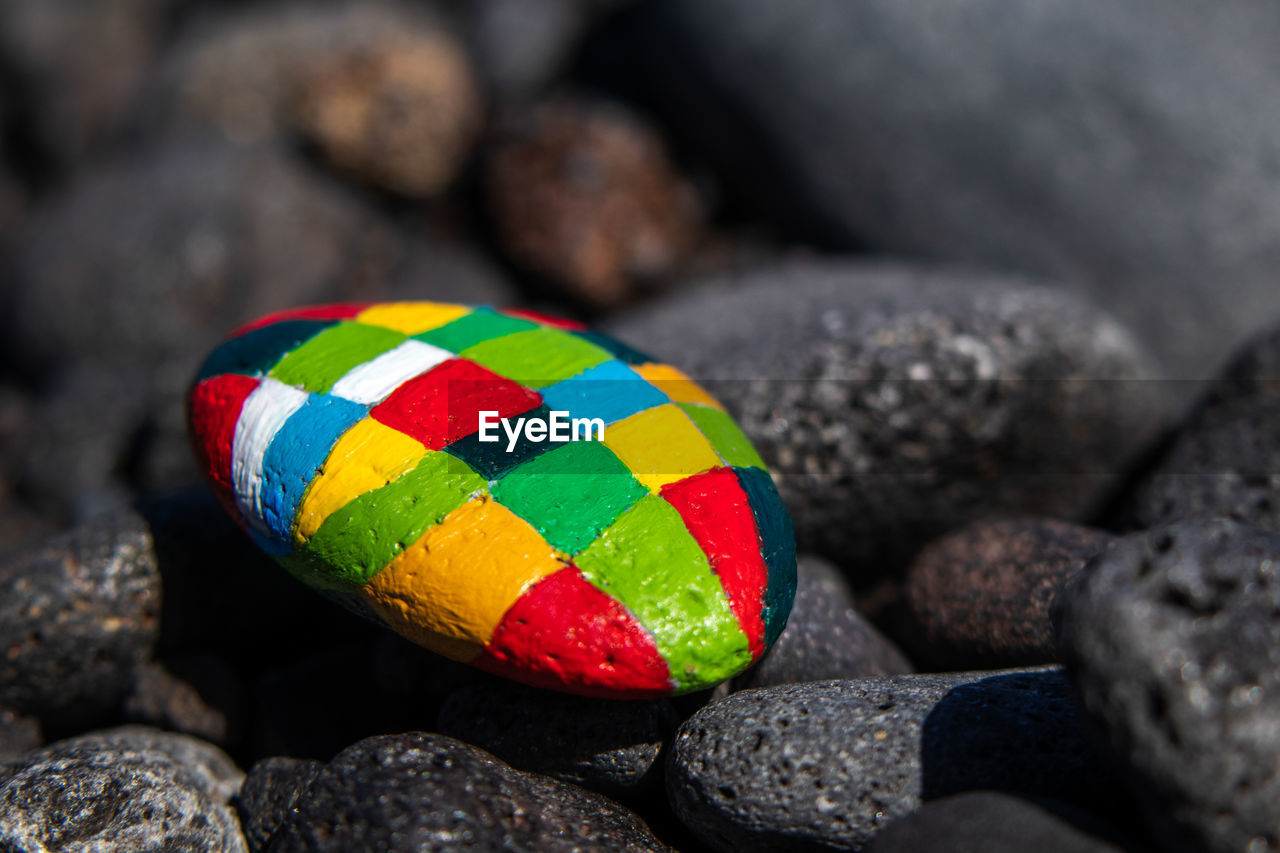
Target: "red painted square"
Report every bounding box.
[231,302,370,336]
[499,307,587,331]
[187,373,260,523]
[371,358,541,450]
[476,565,673,698]
[661,467,769,658]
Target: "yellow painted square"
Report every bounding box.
[361,498,565,661]
[294,418,427,542]
[356,302,473,336]
[633,363,726,410]
[603,403,723,492]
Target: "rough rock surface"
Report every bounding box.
[607,0,1280,377]
[901,518,1113,669]
[0,727,247,852]
[667,669,1116,852]
[609,262,1164,575]
[267,732,670,851]
[734,555,911,689]
[235,757,324,853]
[0,512,160,728]
[436,679,680,797]
[1123,327,1280,532]
[1056,519,1280,853]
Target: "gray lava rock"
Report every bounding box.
[466,0,596,100]
[0,0,175,170]
[0,709,41,757]
[267,732,670,851]
[866,792,1149,853]
[0,511,160,728]
[49,726,245,802]
[901,518,1114,669]
[235,757,324,853]
[611,0,1280,377]
[1123,327,1280,532]
[4,139,397,378]
[609,261,1164,576]
[1055,519,1280,853]
[15,362,157,519]
[734,555,912,689]
[0,727,247,852]
[436,679,680,797]
[667,669,1117,853]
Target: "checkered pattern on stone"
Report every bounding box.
[189,302,796,697]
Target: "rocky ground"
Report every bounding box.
[3,1,1280,851]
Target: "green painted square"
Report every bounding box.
[285,451,487,591]
[679,403,767,469]
[490,440,647,555]
[461,327,612,388]
[412,307,538,353]
[269,322,407,393]
[575,494,750,689]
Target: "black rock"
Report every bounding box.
[266,732,670,851]
[603,0,1280,377]
[436,679,680,798]
[235,757,324,853]
[666,669,1118,852]
[140,487,378,673]
[1123,328,1280,532]
[0,511,160,729]
[734,555,912,689]
[122,655,247,748]
[14,362,156,520]
[1055,519,1280,853]
[900,518,1114,670]
[0,726,247,852]
[866,792,1150,853]
[0,708,41,757]
[608,261,1164,577]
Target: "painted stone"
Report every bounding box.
[187,302,796,697]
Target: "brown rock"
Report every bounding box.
[147,1,470,154]
[485,96,704,306]
[291,31,482,197]
[902,518,1113,669]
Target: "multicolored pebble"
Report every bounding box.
[187,302,796,697]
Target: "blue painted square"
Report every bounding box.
[539,360,669,426]
[259,394,369,542]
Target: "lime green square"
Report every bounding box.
[490,441,646,555]
[286,451,487,590]
[412,308,538,353]
[575,494,749,689]
[269,322,406,393]
[678,403,767,469]
[461,328,612,388]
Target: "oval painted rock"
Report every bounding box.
[187,302,796,697]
